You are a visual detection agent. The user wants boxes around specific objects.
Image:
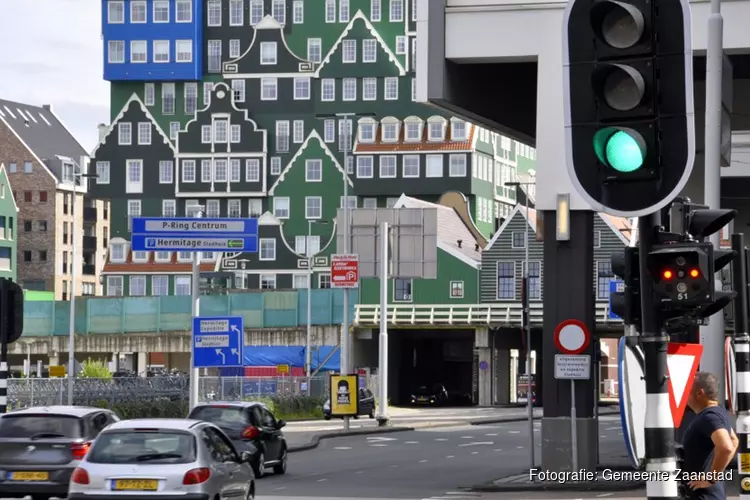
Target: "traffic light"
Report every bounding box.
[647,243,713,309]
[610,246,640,328]
[0,278,23,344]
[563,0,694,217]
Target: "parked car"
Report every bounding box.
[323,387,376,420]
[410,385,447,405]
[188,401,287,479]
[0,405,119,500]
[68,418,255,499]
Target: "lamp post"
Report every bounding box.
[234,258,251,289]
[306,220,329,396]
[505,180,535,468]
[67,162,97,406]
[315,112,374,430]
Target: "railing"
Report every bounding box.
[83,206,97,223]
[82,235,97,251]
[82,264,96,275]
[22,289,357,337]
[353,302,620,326]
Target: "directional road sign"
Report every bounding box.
[132,217,258,235]
[192,316,244,368]
[331,254,359,288]
[132,235,257,252]
[608,280,624,319]
[131,217,259,253]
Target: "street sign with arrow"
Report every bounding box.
[192,316,244,368]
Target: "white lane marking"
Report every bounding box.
[446,455,455,459]
[605,427,621,431]
[458,441,494,447]
[317,478,328,482]
[274,487,286,491]
[333,446,352,450]
[370,444,388,447]
[471,451,479,455]
[435,438,448,441]
[600,435,607,438]
[508,430,521,434]
[356,471,364,474]
[419,459,428,463]
[405,441,420,444]
[486,433,498,436]
[494,448,503,452]
[596,494,614,498]
[367,436,398,442]
[460,436,474,439]
[516,446,524,449]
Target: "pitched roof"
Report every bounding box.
[393,194,481,268]
[315,10,406,77]
[103,250,218,274]
[0,98,88,181]
[354,118,475,153]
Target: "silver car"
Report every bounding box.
[67,418,255,500]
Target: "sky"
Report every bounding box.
[0,0,110,151]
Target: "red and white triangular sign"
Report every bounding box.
[667,342,704,428]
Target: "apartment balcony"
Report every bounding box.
[82,264,96,276]
[83,206,98,224]
[82,236,97,251]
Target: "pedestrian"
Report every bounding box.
[682,371,738,499]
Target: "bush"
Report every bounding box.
[79,360,112,379]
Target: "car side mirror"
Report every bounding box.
[240,451,252,463]
[276,420,286,429]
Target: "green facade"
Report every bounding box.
[0,166,17,281]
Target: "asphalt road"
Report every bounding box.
[258,415,627,500]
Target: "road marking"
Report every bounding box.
[370,444,388,447]
[368,436,398,442]
[458,441,494,447]
[601,435,607,438]
[435,438,448,441]
[356,471,364,474]
[419,459,428,463]
[596,494,614,498]
[317,478,328,482]
[516,446,524,449]
[471,451,479,455]
[494,448,503,452]
[446,455,455,459]
[605,427,620,431]
[334,446,352,450]
[405,441,420,444]
[460,436,474,439]
[274,487,286,491]
[486,433,498,436]
[508,430,521,434]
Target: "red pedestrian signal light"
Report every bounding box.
[689,268,700,279]
[662,270,674,280]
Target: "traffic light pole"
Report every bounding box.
[0,280,8,415]
[638,214,678,500]
[731,234,750,498]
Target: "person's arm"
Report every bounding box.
[709,427,737,475]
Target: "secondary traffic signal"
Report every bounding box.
[563,0,694,217]
[648,243,713,309]
[0,278,23,344]
[610,246,640,328]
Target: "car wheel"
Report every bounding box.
[253,452,265,479]
[273,446,287,475]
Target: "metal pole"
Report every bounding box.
[306,221,313,396]
[523,188,534,467]
[731,234,750,498]
[189,209,204,411]
[571,380,578,470]
[701,0,726,405]
[639,214,678,500]
[377,221,389,424]
[341,114,351,431]
[0,280,9,414]
[67,188,76,405]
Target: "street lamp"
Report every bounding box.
[234,258,252,289]
[504,179,536,468]
[315,112,374,430]
[306,219,329,396]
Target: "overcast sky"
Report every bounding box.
[0,0,109,151]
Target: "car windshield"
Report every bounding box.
[189,406,247,427]
[87,431,196,464]
[0,415,82,438]
[414,386,430,395]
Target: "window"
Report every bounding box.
[204,82,214,106]
[379,156,397,178]
[23,161,32,173]
[325,0,335,22]
[293,274,308,289]
[207,40,222,72]
[260,239,276,260]
[201,159,212,182]
[227,80,244,104]
[206,199,220,217]
[384,78,398,100]
[108,1,124,22]
[162,83,175,115]
[153,0,169,22]
[523,261,542,300]
[137,122,151,145]
[130,40,147,63]
[426,155,443,178]
[229,0,243,25]
[214,119,228,143]
[450,281,464,298]
[152,276,169,296]
[496,262,515,299]
[428,120,445,141]
[305,197,322,219]
[96,162,111,184]
[270,157,281,175]
[307,38,321,63]
[292,77,311,100]
[130,0,146,22]
[449,154,467,177]
[38,220,47,231]
[126,160,143,193]
[394,278,412,301]
[324,119,335,143]
[127,200,142,232]
[107,276,124,296]
[159,161,173,183]
[293,1,304,23]
[361,39,378,63]
[175,276,191,296]
[110,243,126,262]
[109,39,125,64]
[246,159,260,182]
[362,78,377,101]
[248,199,262,217]
[319,274,332,289]
[142,84,155,107]
[214,159,228,182]
[261,78,278,100]
[403,156,419,178]
[176,40,193,63]
[340,196,357,209]
[176,0,192,21]
[412,78,417,101]
[181,160,196,182]
[229,159,241,181]
[405,121,421,141]
[228,199,242,218]
[305,160,322,181]
[390,0,404,21]
[396,36,407,54]
[162,200,176,217]
[363,198,378,209]
[130,276,146,296]
[229,39,241,58]
[339,0,350,21]
[201,125,212,143]
[207,0,221,25]
[593,230,601,248]
[342,40,356,63]
[261,42,277,64]
[153,40,170,63]
[382,122,398,142]
[293,120,304,143]
[359,120,376,142]
[231,125,241,143]
[411,38,417,71]
[338,118,352,151]
[273,197,290,218]
[276,121,290,152]
[452,120,468,140]
[260,274,277,290]
[321,79,335,101]
[357,156,374,178]
[371,0,382,19]
[250,0,263,24]
[272,0,286,24]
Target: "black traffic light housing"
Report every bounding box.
[648,243,713,309]
[0,278,23,344]
[563,0,694,217]
[610,246,641,328]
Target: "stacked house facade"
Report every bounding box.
[92,0,536,297]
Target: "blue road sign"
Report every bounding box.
[131,234,257,252]
[132,217,258,235]
[608,280,625,319]
[192,316,244,368]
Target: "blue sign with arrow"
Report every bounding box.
[192,316,244,368]
[608,280,625,319]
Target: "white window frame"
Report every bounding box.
[159,161,173,184]
[379,156,397,178]
[246,159,260,182]
[293,0,304,23]
[176,0,192,22]
[371,0,381,21]
[229,39,241,58]
[390,0,404,22]
[358,119,376,142]
[232,79,245,102]
[451,119,468,141]
[362,39,378,63]
[130,40,147,63]
[404,120,422,141]
[384,77,399,100]
[324,119,335,143]
[229,0,244,25]
[162,82,176,115]
[393,278,412,302]
[106,276,124,296]
[153,40,170,63]
[126,160,144,193]
[357,156,374,179]
[260,274,277,290]
[176,40,193,63]
[162,199,177,217]
[181,160,196,183]
[152,276,170,296]
[129,276,147,296]
[259,239,277,261]
[110,243,126,263]
[118,122,132,145]
[425,155,443,178]
[511,231,527,249]
[144,83,155,106]
[305,159,322,182]
[325,0,336,22]
[175,276,191,296]
[305,196,322,220]
[293,120,304,143]
[294,77,311,100]
[250,0,263,24]
[130,0,146,22]
[272,0,286,24]
[496,261,516,300]
[96,161,111,184]
[273,197,290,219]
[396,36,407,54]
[261,78,278,101]
[321,79,335,101]
[449,154,467,177]
[402,155,420,178]
[270,157,282,175]
[428,118,447,141]
[307,38,322,63]
[342,39,357,63]
[276,121,290,152]
[108,1,124,23]
[228,199,242,218]
[207,0,221,26]
[108,41,125,63]
[450,281,465,299]
[231,125,241,144]
[153,0,169,22]
[342,78,357,101]
[261,42,278,65]
[362,77,377,101]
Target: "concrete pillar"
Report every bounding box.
[475,328,492,406]
[137,352,148,377]
[494,347,511,405]
[49,355,59,366]
[510,349,519,403]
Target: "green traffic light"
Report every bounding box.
[593,127,646,173]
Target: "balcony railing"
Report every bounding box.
[83,206,97,223]
[82,236,97,251]
[82,264,96,275]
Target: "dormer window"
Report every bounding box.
[358,118,376,143]
[404,117,423,142]
[427,116,447,142]
[381,117,400,142]
[451,119,468,141]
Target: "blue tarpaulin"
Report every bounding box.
[241,346,340,371]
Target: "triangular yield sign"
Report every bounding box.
[667,342,704,428]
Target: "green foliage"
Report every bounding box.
[79,360,112,379]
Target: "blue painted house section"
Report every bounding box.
[101,0,203,81]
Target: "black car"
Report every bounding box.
[410,385,442,405]
[323,387,376,420]
[0,405,119,500]
[188,401,287,479]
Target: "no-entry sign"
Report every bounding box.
[554,319,590,355]
[331,254,359,288]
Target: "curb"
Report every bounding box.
[471,465,642,493]
[288,426,414,453]
[469,409,620,425]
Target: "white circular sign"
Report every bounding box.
[216,90,226,99]
[558,323,587,352]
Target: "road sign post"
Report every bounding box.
[192,316,244,368]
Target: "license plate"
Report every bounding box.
[418,397,428,401]
[10,471,49,481]
[113,479,158,491]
